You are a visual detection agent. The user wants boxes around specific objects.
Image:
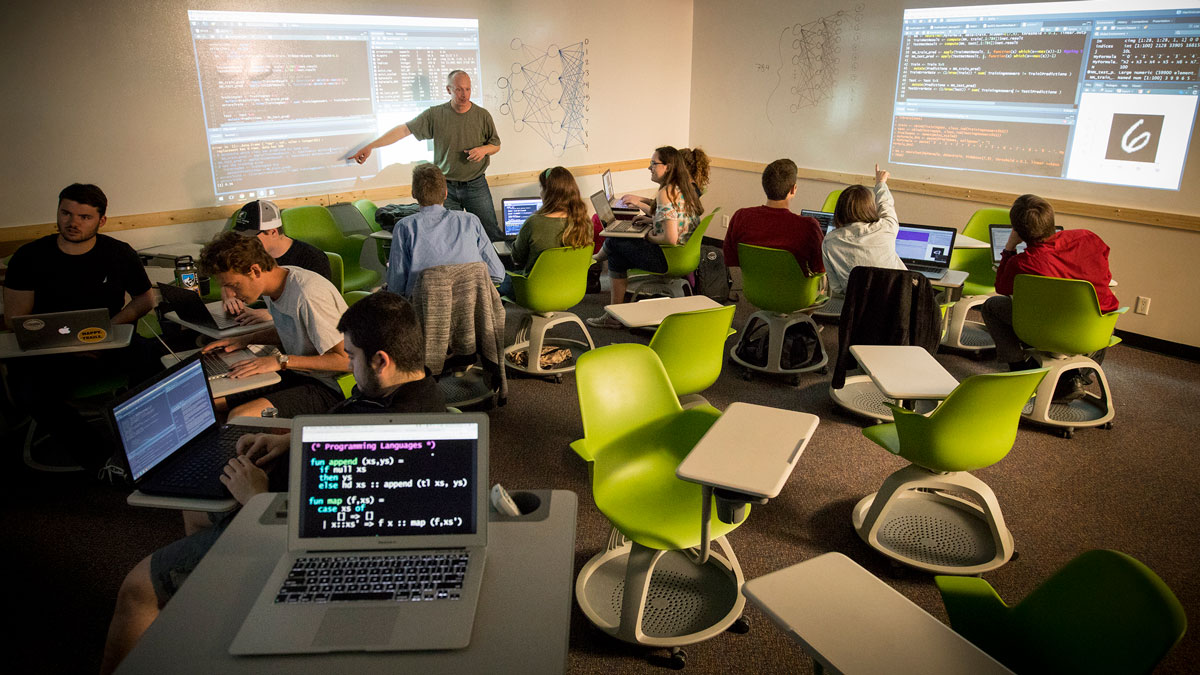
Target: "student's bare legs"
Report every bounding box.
[227,397,273,420]
[100,556,157,675]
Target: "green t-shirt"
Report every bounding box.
[511,214,569,275]
[406,102,501,182]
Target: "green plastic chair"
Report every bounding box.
[936,549,1187,675]
[1013,274,1127,437]
[325,251,344,294]
[943,208,1006,353]
[648,304,735,406]
[342,290,370,306]
[504,246,595,379]
[820,188,842,212]
[729,244,828,377]
[852,369,1047,575]
[627,207,719,299]
[573,343,748,648]
[281,205,380,292]
[354,199,390,267]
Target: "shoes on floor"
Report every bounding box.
[585,314,624,329]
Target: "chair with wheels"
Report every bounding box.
[626,208,718,300]
[503,246,595,380]
[820,188,842,212]
[811,190,844,321]
[729,244,828,380]
[852,369,1047,575]
[324,251,344,294]
[281,205,381,292]
[355,199,390,267]
[573,343,749,664]
[942,208,1005,354]
[1013,274,1126,438]
[935,549,1186,674]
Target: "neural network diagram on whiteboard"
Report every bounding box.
[496,39,590,154]
[767,6,865,124]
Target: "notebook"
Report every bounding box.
[896,223,957,280]
[601,169,641,218]
[800,209,835,234]
[107,355,274,499]
[989,224,1064,264]
[12,308,114,350]
[590,190,650,239]
[158,282,241,331]
[229,413,490,655]
[500,197,543,240]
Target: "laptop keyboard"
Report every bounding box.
[276,552,470,603]
[201,351,232,378]
[207,307,239,329]
[607,220,644,233]
[153,425,247,490]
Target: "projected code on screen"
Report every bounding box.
[891,116,1067,177]
[899,32,1086,104]
[300,438,476,538]
[1086,37,1200,82]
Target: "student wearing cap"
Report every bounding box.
[224,200,333,324]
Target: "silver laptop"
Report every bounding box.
[591,190,650,239]
[989,224,1064,264]
[230,413,490,655]
[602,169,640,219]
[12,308,114,350]
[896,223,957,280]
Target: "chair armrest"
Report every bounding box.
[934,575,1011,657]
[568,438,594,463]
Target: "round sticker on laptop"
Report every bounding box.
[78,327,108,343]
[21,318,45,331]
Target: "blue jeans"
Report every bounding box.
[446,175,502,242]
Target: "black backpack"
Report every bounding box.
[734,316,823,370]
[693,244,732,302]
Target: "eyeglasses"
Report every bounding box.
[649,161,665,168]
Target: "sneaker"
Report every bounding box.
[586,314,624,329]
[1052,377,1086,404]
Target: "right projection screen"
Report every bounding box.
[889,0,1200,190]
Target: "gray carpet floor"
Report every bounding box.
[7,287,1198,674]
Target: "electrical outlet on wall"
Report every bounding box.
[1135,296,1151,315]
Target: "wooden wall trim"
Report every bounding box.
[710,157,1200,233]
[0,158,649,245]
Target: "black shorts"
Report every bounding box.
[225,371,343,417]
[149,511,234,604]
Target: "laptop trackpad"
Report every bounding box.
[314,607,397,647]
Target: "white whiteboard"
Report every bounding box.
[0,0,693,228]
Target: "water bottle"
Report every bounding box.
[174,255,200,293]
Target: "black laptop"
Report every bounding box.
[107,355,273,498]
[158,282,240,331]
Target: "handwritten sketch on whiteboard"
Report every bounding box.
[496,39,590,155]
[766,6,864,124]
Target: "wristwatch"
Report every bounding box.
[276,353,289,370]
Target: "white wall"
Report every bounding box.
[690,0,1200,347]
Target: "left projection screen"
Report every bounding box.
[188,10,480,203]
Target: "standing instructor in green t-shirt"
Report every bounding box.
[351,70,504,241]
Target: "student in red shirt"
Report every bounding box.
[982,194,1117,378]
[722,158,824,275]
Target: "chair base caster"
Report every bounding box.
[727,616,750,634]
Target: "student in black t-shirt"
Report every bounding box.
[3,183,161,471]
[223,199,333,324]
[100,291,443,674]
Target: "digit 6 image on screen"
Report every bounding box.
[188,10,481,203]
[890,0,1200,190]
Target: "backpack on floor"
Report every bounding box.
[693,244,732,302]
[734,317,823,370]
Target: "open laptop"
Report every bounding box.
[601,169,641,219]
[158,282,241,331]
[12,308,114,350]
[590,190,651,238]
[107,355,274,499]
[896,223,957,280]
[800,209,835,234]
[230,413,490,655]
[989,224,1064,264]
[495,197,542,257]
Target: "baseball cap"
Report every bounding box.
[232,200,282,235]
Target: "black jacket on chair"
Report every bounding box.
[832,266,943,389]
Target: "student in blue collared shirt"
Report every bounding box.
[386,163,505,296]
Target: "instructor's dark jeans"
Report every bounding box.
[446,175,502,242]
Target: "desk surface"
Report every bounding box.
[160,349,281,399]
[368,230,392,240]
[929,268,968,289]
[744,552,1012,674]
[850,345,958,401]
[0,323,133,358]
[120,489,578,674]
[954,233,988,249]
[677,403,818,499]
[605,295,722,328]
